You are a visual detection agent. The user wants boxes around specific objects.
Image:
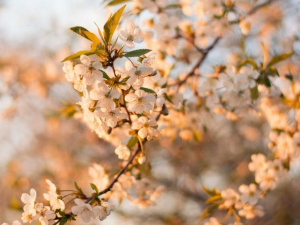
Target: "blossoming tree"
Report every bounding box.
[2,0,300,224]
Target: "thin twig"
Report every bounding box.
[169,36,222,88]
[85,142,142,202]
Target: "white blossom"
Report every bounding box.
[90,83,120,110]
[127,66,153,88]
[74,55,102,85]
[96,108,127,128]
[125,90,156,114]
[43,179,65,211]
[89,163,109,190]
[238,204,264,220]
[71,199,96,223]
[219,188,240,209]
[115,145,131,160]
[238,184,259,205]
[119,21,144,48]
[132,116,158,140]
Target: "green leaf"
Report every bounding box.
[265,67,279,77]
[124,49,152,57]
[100,70,111,80]
[140,87,156,94]
[267,52,293,68]
[70,27,100,43]
[237,58,258,70]
[59,217,68,225]
[164,4,181,9]
[107,0,131,6]
[74,182,81,193]
[90,183,99,194]
[62,50,94,62]
[205,195,222,204]
[60,104,78,119]
[163,93,173,104]
[94,22,105,43]
[127,136,138,149]
[250,86,259,100]
[202,186,220,196]
[199,205,219,220]
[58,210,66,217]
[193,130,202,142]
[103,5,126,45]
[91,42,105,52]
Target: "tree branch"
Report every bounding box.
[85,142,142,202]
[169,36,221,88]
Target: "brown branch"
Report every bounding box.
[85,142,142,203]
[86,103,167,202]
[169,0,276,89]
[169,36,222,88]
[156,104,167,121]
[247,0,277,16]
[231,0,277,24]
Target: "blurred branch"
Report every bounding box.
[169,37,221,88]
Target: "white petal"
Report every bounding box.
[74,64,87,75]
[138,116,148,124]
[125,41,135,48]
[148,119,157,127]
[125,60,134,71]
[92,61,102,70]
[98,83,109,94]
[125,93,138,102]
[119,30,128,42]
[90,90,100,100]
[134,36,144,43]
[110,89,120,99]
[80,55,91,66]
[126,20,136,33]
[138,127,148,139]
[127,75,137,85]
[135,104,144,114]
[132,121,143,130]
[135,90,145,98]
[143,102,154,112]
[84,76,95,85]
[144,94,156,103]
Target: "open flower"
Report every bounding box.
[125,90,156,114]
[219,188,240,209]
[119,21,144,48]
[154,13,179,38]
[38,209,56,225]
[238,204,264,220]
[204,217,221,225]
[95,108,127,128]
[93,202,114,221]
[21,189,37,209]
[74,55,102,85]
[115,145,131,160]
[127,66,154,88]
[132,116,158,140]
[90,83,120,110]
[89,163,109,191]
[43,180,65,211]
[238,184,259,205]
[71,199,96,223]
[2,221,22,225]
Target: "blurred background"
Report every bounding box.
[1,0,300,224]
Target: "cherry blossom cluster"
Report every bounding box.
[116,0,297,223]
[2,0,299,225]
[62,22,167,151]
[201,74,300,224]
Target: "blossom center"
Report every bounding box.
[127,35,134,42]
